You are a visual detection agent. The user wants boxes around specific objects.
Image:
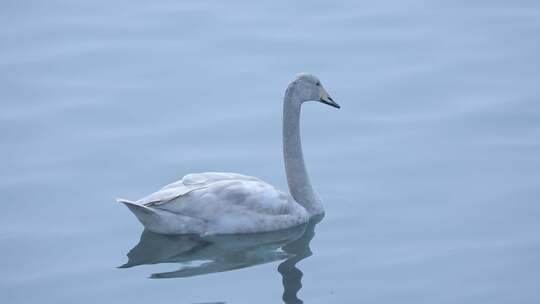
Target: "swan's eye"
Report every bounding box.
[316,82,321,86]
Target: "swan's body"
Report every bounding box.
[118,73,339,235]
[118,172,308,235]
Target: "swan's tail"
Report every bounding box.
[116,198,204,235]
[117,198,160,227]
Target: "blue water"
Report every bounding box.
[1,0,540,303]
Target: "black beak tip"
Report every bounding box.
[320,98,341,109]
[327,97,340,109]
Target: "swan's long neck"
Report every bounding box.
[283,92,324,215]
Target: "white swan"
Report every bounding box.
[117,73,340,235]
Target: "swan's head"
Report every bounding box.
[286,73,340,109]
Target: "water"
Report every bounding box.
[1,0,539,303]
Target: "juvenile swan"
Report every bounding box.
[118,73,340,235]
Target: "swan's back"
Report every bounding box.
[138,172,263,206]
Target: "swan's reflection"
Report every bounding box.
[121,215,322,303]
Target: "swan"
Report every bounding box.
[117,73,340,235]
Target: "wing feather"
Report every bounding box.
[136,172,260,206]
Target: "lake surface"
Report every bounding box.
[1,0,539,303]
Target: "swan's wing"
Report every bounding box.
[174,172,262,187]
[137,172,261,207]
[138,185,208,207]
[154,177,299,220]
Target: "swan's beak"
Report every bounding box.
[319,86,340,109]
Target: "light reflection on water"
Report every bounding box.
[121,215,323,303]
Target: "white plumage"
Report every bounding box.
[118,172,308,235]
[118,73,340,235]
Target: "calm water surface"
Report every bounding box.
[1,0,540,303]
